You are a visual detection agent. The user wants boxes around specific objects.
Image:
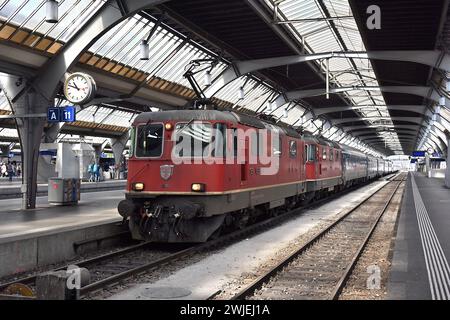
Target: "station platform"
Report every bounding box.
[388,172,450,300]
[0,179,126,199]
[0,190,125,277]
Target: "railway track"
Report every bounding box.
[0,174,398,299]
[0,241,183,296]
[230,172,406,300]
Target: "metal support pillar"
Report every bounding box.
[109,131,130,179]
[42,123,63,143]
[1,75,50,209]
[93,145,102,162]
[1,76,50,209]
[425,153,431,177]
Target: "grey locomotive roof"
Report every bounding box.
[134,110,239,124]
[134,110,302,137]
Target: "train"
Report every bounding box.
[118,110,394,243]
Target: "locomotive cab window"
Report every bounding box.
[289,140,297,158]
[322,148,327,160]
[129,127,136,157]
[136,123,164,157]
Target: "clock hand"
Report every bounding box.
[68,84,80,90]
[71,82,80,90]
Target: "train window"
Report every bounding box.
[273,136,282,156]
[233,129,238,158]
[129,127,135,157]
[322,148,327,160]
[330,149,334,161]
[136,123,164,157]
[251,131,266,157]
[174,122,212,158]
[289,140,297,158]
[307,144,316,161]
[304,145,308,163]
[335,150,339,161]
[211,123,227,157]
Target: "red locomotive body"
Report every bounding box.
[303,136,343,200]
[120,110,309,242]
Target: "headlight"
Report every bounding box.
[132,182,145,191]
[191,183,205,192]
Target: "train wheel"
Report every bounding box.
[233,211,249,230]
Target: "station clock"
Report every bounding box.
[63,72,97,105]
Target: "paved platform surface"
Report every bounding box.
[388,172,450,300]
[0,190,124,243]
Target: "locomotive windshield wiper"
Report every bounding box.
[137,118,153,142]
[175,118,195,135]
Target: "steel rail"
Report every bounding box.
[0,241,152,292]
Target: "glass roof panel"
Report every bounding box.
[0,0,107,43]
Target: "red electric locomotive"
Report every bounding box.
[119,109,311,242]
[303,135,343,202]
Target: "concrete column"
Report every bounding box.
[0,75,50,209]
[109,131,130,179]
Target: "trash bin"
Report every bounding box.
[48,178,81,205]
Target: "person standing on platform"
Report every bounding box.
[1,162,6,178]
[88,162,95,182]
[93,162,100,182]
[16,163,21,178]
[6,162,13,182]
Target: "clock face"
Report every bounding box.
[64,73,95,104]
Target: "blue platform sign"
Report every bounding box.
[47,108,60,123]
[412,151,426,157]
[47,106,76,123]
[61,106,76,122]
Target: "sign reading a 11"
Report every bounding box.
[47,106,76,123]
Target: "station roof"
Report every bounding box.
[0,0,449,156]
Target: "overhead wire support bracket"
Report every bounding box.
[183,58,219,108]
